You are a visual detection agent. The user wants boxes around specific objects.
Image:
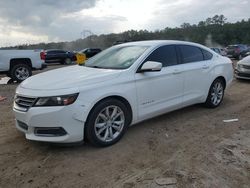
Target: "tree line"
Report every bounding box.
[2,15,250,50]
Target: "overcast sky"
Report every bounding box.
[0,0,249,47]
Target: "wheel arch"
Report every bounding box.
[85,95,133,126]
[10,58,32,70]
[215,76,226,89]
[204,75,227,102]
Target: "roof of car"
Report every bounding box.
[117,40,207,49]
[46,49,66,52]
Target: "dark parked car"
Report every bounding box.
[79,48,101,59]
[41,49,76,64]
[226,44,249,60]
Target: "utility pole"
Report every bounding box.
[81,30,94,39]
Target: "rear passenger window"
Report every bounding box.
[202,49,213,60]
[179,45,203,63]
[144,45,178,67]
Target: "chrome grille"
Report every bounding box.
[242,64,250,69]
[14,95,37,112]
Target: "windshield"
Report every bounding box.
[227,45,238,49]
[85,45,149,69]
[79,48,87,53]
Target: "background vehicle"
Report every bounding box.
[0,50,46,82]
[235,55,250,80]
[79,48,102,59]
[210,47,227,56]
[75,53,87,65]
[42,49,76,64]
[13,40,233,147]
[226,44,249,60]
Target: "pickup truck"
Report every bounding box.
[0,49,46,82]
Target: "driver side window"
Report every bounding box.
[144,45,178,67]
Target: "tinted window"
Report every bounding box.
[47,50,65,54]
[179,45,203,63]
[202,49,213,60]
[144,45,178,67]
[92,49,101,52]
[228,45,238,50]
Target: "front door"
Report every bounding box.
[135,45,184,121]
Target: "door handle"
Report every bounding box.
[202,65,209,69]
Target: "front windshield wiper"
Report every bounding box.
[85,65,104,69]
[86,65,125,70]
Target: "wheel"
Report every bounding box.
[85,99,131,147]
[205,78,225,108]
[10,64,32,82]
[64,58,72,65]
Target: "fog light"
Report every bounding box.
[34,127,67,137]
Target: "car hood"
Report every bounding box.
[20,65,122,90]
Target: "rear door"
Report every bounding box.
[177,45,213,106]
[135,45,184,121]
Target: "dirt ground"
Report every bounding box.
[0,63,250,188]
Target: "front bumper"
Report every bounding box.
[41,63,47,70]
[13,104,85,143]
[235,69,250,80]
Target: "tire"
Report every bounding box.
[204,78,225,108]
[64,58,72,65]
[10,64,32,82]
[85,98,131,147]
[6,72,11,77]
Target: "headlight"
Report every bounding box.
[34,93,79,107]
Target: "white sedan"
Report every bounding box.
[235,55,250,80]
[13,40,234,147]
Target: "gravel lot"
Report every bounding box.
[0,63,250,188]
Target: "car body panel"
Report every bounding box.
[181,60,213,106]
[20,65,122,90]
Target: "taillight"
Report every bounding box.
[235,47,240,53]
[40,51,46,60]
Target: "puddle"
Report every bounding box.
[0,77,14,84]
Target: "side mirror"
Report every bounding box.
[139,61,162,72]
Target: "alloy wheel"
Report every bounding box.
[211,82,224,106]
[94,105,125,142]
[15,67,30,80]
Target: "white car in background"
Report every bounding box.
[235,55,250,79]
[13,40,234,147]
